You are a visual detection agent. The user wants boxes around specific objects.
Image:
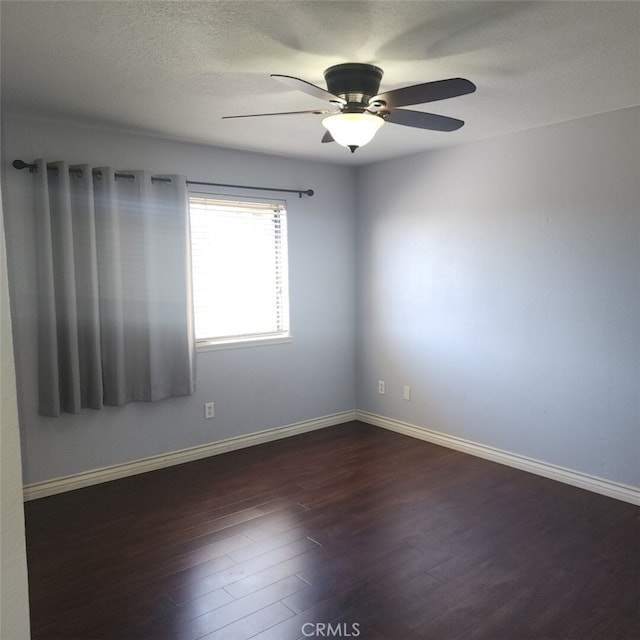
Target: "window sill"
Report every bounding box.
[196,334,293,352]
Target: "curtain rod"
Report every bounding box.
[12,159,314,198]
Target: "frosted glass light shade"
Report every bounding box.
[322,112,384,151]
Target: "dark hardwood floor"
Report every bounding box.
[25,422,639,640]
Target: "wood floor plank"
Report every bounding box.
[169,574,306,639]
[198,601,295,640]
[25,421,639,640]
[166,538,319,605]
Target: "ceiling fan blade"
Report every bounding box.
[321,130,334,143]
[222,109,331,119]
[385,109,464,132]
[272,74,347,105]
[371,78,475,109]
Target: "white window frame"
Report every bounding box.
[188,190,292,351]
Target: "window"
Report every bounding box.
[189,195,290,348]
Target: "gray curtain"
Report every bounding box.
[35,159,195,416]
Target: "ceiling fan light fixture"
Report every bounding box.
[322,112,384,153]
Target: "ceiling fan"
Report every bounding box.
[223,63,476,153]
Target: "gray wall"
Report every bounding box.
[0,177,31,640]
[3,107,639,492]
[2,113,357,485]
[356,107,640,488]
[0,54,31,636]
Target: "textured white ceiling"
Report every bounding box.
[2,1,639,165]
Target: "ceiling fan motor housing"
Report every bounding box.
[324,63,383,105]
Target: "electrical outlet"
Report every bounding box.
[378,380,385,395]
[204,402,215,419]
[403,386,411,401]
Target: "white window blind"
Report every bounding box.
[189,196,290,344]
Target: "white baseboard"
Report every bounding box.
[356,410,640,506]
[24,409,639,506]
[23,410,356,501]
